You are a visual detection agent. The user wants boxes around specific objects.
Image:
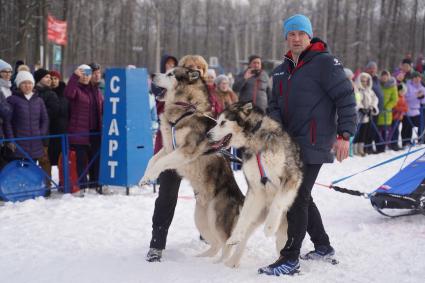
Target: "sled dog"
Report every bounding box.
[140,67,245,266]
[208,101,304,265]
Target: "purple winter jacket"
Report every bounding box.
[64,74,103,145]
[5,91,49,159]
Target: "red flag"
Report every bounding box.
[47,15,67,46]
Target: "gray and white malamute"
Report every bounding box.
[208,101,304,266]
[140,67,245,266]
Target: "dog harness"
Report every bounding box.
[169,102,217,150]
[169,110,195,150]
[256,153,269,185]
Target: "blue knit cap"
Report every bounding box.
[283,14,313,39]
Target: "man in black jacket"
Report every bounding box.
[258,14,357,276]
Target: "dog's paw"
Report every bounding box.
[224,258,240,269]
[138,175,154,187]
[226,234,242,246]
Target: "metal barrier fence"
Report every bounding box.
[355,106,425,150]
[0,132,100,195]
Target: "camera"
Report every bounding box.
[83,69,92,76]
[250,69,261,76]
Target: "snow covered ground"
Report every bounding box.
[1,147,425,283]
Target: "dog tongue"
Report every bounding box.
[209,134,231,150]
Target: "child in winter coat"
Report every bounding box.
[376,70,398,153]
[390,83,408,150]
[353,72,379,156]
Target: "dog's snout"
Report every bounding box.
[206,131,212,140]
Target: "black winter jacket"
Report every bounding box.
[268,38,357,164]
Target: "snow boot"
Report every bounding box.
[300,245,338,265]
[258,257,300,276]
[146,248,163,262]
[358,143,365,156]
[353,143,359,155]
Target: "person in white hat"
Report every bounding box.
[64,64,104,194]
[4,70,49,166]
[0,59,13,167]
[0,59,13,99]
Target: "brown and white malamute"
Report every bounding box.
[140,67,245,266]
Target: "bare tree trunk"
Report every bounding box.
[421,7,425,55]
[60,0,68,76]
[232,22,239,69]
[389,0,402,68]
[191,3,197,54]
[204,0,211,57]
[176,0,183,57]
[16,0,37,63]
[322,0,328,42]
[342,0,350,65]
[331,0,340,51]
[378,0,387,65]
[410,0,418,56]
[354,0,364,67]
[365,0,371,60]
[155,9,161,73]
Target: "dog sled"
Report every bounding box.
[369,151,425,217]
[327,147,425,218]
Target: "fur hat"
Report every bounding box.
[0,59,12,72]
[34,68,50,83]
[49,70,61,80]
[15,71,35,87]
[283,14,313,39]
[214,74,229,86]
[17,64,30,72]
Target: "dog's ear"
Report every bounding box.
[187,70,201,82]
[241,102,254,116]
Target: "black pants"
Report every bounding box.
[72,144,90,189]
[149,169,182,250]
[376,126,389,152]
[71,133,101,190]
[389,120,401,149]
[353,122,371,144]
[88,131,101,188]
[280,164,330,261]
[401,115,420,146]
